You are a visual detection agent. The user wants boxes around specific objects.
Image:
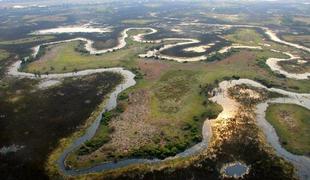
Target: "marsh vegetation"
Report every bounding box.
[266,104,310,156]
[0,0,309,179]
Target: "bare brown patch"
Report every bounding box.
[213,51,255,66]
[79,89,158,162]
[93,39,117,49]
[138,60,170,80]
[279,110,297,130]
[38,45,63,62]
[108,89,157,152]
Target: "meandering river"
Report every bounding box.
[6,24,310,179]
[31,25,309,80]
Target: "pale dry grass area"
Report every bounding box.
[228,85,271,107]
[107,90,158,153]
[38,45,63,62]
[77,89,159,162]
[238,88,261,99]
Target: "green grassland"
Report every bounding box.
[25,41,139,72]
[0,49,9,61]
[224,27,309,62]
[122,19,157,25]
[202,13,247,23]
[22,15,68,23]
[24,30,153,73]
[143,3,162,8]
[201,10,282,26]
[266,104,310,155]
[0,36,55,45]
[225,28,264,46]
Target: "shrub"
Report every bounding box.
[118,93,129,101]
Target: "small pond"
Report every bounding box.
[221,162,249,178]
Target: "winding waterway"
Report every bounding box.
[266,51,310,80]
[32,25,310,80]
[211,79,310,180]
[31,27,157,57]
[6,24,310,178]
